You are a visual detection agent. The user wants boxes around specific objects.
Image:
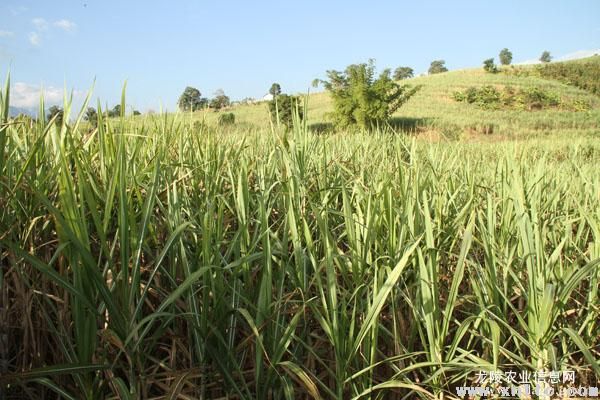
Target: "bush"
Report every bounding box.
[316,60,419,130]
[452,85,502,109]
[534,57,600,95]
[452,85,569,111]
[218,112,235,126]
[483,58,498,73]
[516,87,559,110]
[268,94,303,128]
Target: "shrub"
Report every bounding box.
[268,94,303,128]
[218,112,235,126]
[453,85,566,111]
[516,87,559,110]
[483,58,498,73]
[316,60,419,129]
[534,57,600,95]
[452,86,502,109]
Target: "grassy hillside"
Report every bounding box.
[194,56,600,139]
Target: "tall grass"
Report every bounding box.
[1,79,599,399]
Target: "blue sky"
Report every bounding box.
[1,0,599,112]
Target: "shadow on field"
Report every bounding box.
[387,117,432,133]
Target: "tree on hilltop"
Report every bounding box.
[210,89,230,110]
[178,86,206,111]
[540,51,552,63]
[269,83,281,97]
[499,48,513,65]
[483,58,498,73]
[428,60,448,74]
[393,66,414,80]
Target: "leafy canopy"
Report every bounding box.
[540,51,552,63]
[268,93,303,128]
[84,107,98,126]
[317,59,419,130]
[47,105,63,125]
[393,66,414,80]
[210,89,230,110]
[269,83,281,97]
[178,86,206,111]
[483,58,498,73]
[428,60,448,74]
[499,48,513,65]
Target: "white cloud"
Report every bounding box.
[28,32,40,46]
[11,82,64,108]
[32,18,48,30]
[558,49,600,61]
[54,19,76,32]
[0,30,14,37]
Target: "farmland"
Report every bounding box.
[1,57,600,399]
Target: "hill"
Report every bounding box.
[191,56,600,140]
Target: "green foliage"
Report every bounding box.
[269,82,281,97]
[540,50,552,63]
[393,66,414,80]
[84,107,98,126]
[178,86,205,111]
[218,112,235,126]
[428,59,448,74]
[535,56,600,95]
[133,110,141,116]
[483,58,498,73]
[47,105,63,125]
[317,60,420,129]
[452,85,579,110]
[268,93,303,128]
[106,104,122,118]
[499,48,513,65]
[210,89,230,110]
